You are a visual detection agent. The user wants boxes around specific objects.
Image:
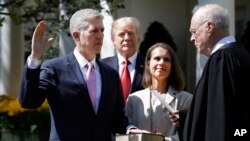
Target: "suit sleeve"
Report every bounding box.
[18,61,53,109]
[125,95,134,125]
[110,67,129,134]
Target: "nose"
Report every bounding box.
[97,31,104,39]
[158,58,164,64]
[124,33,130,40]
[190,34,195,42]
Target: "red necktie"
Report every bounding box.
[121,60,131,102]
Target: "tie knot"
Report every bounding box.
[123,60,130,65]
[87,62,94,69]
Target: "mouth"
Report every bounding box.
[122,44,130,47]
[122,46,130,50]
[156,68,165,71]
[95,42,102,46]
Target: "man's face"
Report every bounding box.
[79,18,104,57]
[189,13,211,56]
[112,23,140,58]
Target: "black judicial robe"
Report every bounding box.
[183,42,250,141]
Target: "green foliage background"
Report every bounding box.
[0,0,124,59]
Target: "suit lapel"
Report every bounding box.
[112,57,119,71]
[96,60,105,114]
[67,53,86,90]
[131,55,144,93]
[164,86,178,110]
[66,53,94,111]
[104,56,119,71]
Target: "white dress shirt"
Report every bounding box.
[117,52,138,84]
[211,35,236,54]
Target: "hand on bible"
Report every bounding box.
[128,128,151,134]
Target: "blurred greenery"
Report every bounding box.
[0,0,125,59]
[0,0,125,29]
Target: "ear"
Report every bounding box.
[137,34,140,43]
[206,21,215,35]
[72,32,79,41]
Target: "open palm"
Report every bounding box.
[31,20,54,60]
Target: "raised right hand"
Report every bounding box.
[30,20,54,60]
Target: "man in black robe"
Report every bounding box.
[183,4,250,141]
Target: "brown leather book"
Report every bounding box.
[116,133,165,141]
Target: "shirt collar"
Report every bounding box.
[73,48,96,69]
[117,52,138,66]
[211,36,236,54]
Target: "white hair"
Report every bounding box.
[69,9,103,33]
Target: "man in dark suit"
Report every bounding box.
[18,9,132,141]
[101,17,144,102]
[183,4,250,141]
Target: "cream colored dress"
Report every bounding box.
[125,86,193,141]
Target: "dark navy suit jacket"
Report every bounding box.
[18,53,128,141]
[101,54,145,94]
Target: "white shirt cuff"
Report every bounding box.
[27,56,42,69]
[126,125,138,134]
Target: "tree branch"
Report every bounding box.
[0,12,11,16]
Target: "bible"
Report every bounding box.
[116,133,164,141]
